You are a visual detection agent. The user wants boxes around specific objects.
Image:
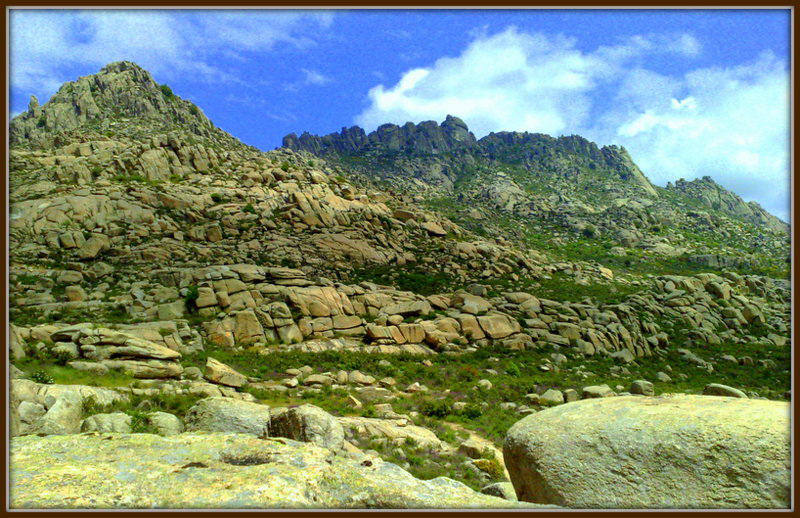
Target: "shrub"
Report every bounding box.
[242,203,256,214]
[160,84,174,99]
[280,162,290,172]
[82,396,104,416]
[506,361,521,377]
[30,370,54,384]
[52,349,74,366]
[473,458,505,480]
[189,104,199,115]
[184,285,200,313]
[459,403,482,419]
[210,193,224,203]
[420,398,451,418]
[128,410,159,434]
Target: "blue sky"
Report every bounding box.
[9,9,791,221]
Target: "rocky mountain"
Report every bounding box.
[283,117,789,278]
[8,62,791,509]
[666,175,787,233]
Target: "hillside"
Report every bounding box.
[9,62,791,508]
[284,117,789,277]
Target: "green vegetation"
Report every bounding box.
[10,304,132,327]
[110,174,163,186]
[242,203,256,214]
[29,370,54,384]
[183,285,200,313]
[160,84,174,99]
[351,264,458,296]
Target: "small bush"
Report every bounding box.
[506,361,521,377]
[160,84,174,99]
[189,104,199,115]
[184,285,200,313]
[210,193,224,203]
[420,398,451,418]
[473,458,505,480]
[459,403,482,419]
[30,370,54,384]
[128,410,159,434]
[242,203,256,214]
[280,162,290,172]
[82,396,104,417]
[52,349,74,366]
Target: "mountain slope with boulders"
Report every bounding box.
[284,117,789,276]
[8,62,791,509]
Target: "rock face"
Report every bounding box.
[9,433,541,508]
[503,394,790,508]
[269,404,345,451]
[48,326,183,379]
[204,357,247,388]
[283,115,477,156]
[184,397,270,438]
[10,61,217,148]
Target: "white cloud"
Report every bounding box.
[301,68,332,86]
[283,68,333,91]
[356,27,699,138]
[10,9,333,102]
[356,28,789,221]
[593,51,789,221]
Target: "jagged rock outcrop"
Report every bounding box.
[283,115,477,156]
[9,61,233,149]
[666,176,787,233]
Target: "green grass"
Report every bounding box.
[17,360,138,388]
[10,304,132,327]
[350,264,458,296]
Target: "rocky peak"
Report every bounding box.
[599,145,658,197]
[667,176,788,233]
[283,114,477,156]
[10,60,213,148]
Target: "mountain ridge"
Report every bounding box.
[282,116,786,232]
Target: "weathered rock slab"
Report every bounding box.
[9,433,542,508]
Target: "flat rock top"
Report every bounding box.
[10,433,546,509]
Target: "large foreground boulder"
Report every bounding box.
[9,433,549,508]
[504,394,790,508]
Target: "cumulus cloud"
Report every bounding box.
[356,27,789,221]
[591,51,789,221]
[10,9,333,101]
